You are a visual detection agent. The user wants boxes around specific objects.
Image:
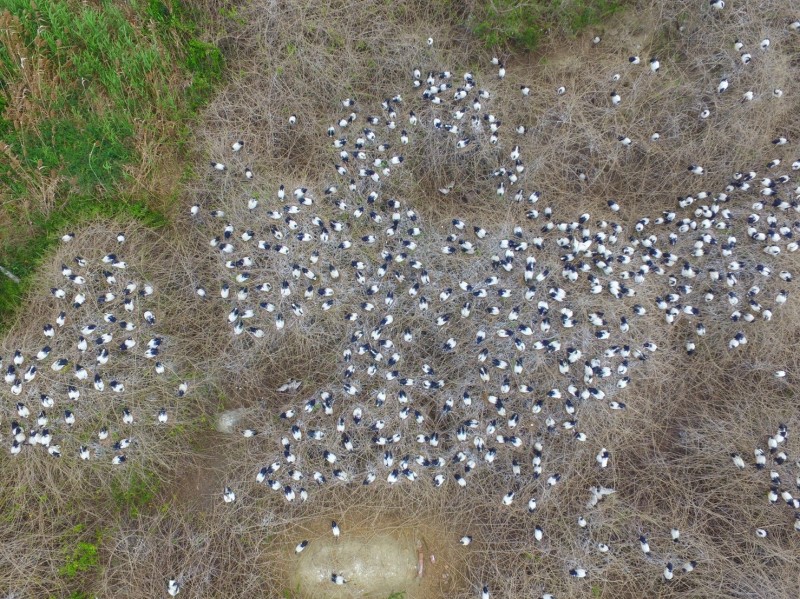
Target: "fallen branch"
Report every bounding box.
[0,264,21,284]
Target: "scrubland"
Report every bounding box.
[2,1,800,598]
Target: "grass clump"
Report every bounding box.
[468,0,626,50]
[0,0,222,325]
[59,540,99,578]
[54,525,102,597]
[110,467,160,518]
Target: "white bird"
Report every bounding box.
[639,535,651,555]
[664,562,674,581]
[730,453,746,469]
[570,568,587,578]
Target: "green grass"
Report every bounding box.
[470,0,626,50]
[50,592,92,599]
[0,0,222,328]
[110,469,160,518]
[281,583,302,598]
[54,525,102,598]
[59,541,99,578]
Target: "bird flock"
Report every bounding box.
[2,235,188,464]
[181,21,800,594]
[4,11,800,599]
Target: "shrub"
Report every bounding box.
[59,541,99,578]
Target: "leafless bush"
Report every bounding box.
[0,222,230,597]
[4,0,800,597]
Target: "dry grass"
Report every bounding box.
[0,223,220,596]
[3,0,800,598]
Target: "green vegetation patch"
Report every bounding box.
[470,0,626,50]
[53,524,103,598]
[0,0,223,327]
[59,541,99,578]
[110,469,160,518]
